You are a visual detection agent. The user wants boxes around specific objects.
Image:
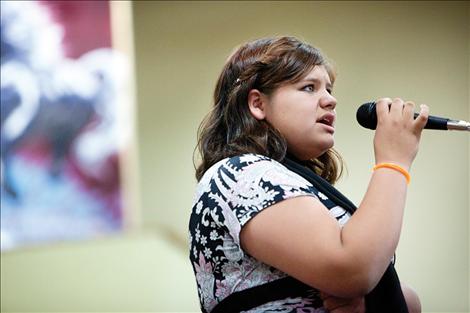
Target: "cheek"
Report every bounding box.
[265,102,289,130]
[267,94,319,133]
[271,109,302,134]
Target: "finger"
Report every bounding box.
[324,296,365,312]
[328,298,365,313]
[413,104,429,131]
[402,100,415,122]
[327,303,360,313]
[331,307,360,313]
[319,291,330,300]
[375,97,392,124]
[390,97,404,117]
[323,298,350,310]
[357,297,366,313]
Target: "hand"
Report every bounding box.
[373,98,429,170]
[401,283,421,313]
[320,292,366,313]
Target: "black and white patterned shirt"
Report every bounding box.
[189,154,351,312]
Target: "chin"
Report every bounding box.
[317,139,335,153]
[314,144,335,159]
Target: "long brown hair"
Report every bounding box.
[195,36,344,183]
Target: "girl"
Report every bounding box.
[189,36,425,312]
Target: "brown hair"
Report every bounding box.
[195,36,344,183]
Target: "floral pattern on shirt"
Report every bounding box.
[189,154,351,312]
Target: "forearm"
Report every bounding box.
[340,167,408,289]
[333,99,427,294]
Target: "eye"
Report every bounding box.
[301,84,315,92]
[327,88,333,95]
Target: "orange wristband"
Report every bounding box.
[373,163,411,184]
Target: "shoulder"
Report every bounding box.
[193,154,318,216]
[209,153,276,174]
[196,154,313,194]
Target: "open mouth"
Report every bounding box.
[317,113,335,127]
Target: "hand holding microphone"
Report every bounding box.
[370,98,429,171]
[357,101,470,131]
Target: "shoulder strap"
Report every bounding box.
[282,157,357,214]
[211,276,317,313]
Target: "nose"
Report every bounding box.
[319,92,337,111]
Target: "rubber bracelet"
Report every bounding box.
[373,163,411,184]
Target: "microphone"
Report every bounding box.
[356,102,470,131]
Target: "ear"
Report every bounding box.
[247,89,267,120]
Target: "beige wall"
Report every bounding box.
[1,1,468,312]
[0,231,200,311]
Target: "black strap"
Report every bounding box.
[365,263,410,313]
[282,157,357,214]
[211,276,318,313]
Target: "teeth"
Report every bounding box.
[318,116,333,126]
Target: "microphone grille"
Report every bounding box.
[356,102,378,130]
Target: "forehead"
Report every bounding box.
[301,65,331,84]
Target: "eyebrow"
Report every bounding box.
[300,77,333,89]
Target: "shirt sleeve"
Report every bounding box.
[209,154,320,247]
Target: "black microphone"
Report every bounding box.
[356,102,470,131]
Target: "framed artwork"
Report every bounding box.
[1,0,136,251]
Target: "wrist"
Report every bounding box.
[374,158,411,172]
[373,162,411,184]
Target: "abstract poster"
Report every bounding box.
[1,0,131,250]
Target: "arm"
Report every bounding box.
[240,98,428,297]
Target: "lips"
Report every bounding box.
[317,112,336,128]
